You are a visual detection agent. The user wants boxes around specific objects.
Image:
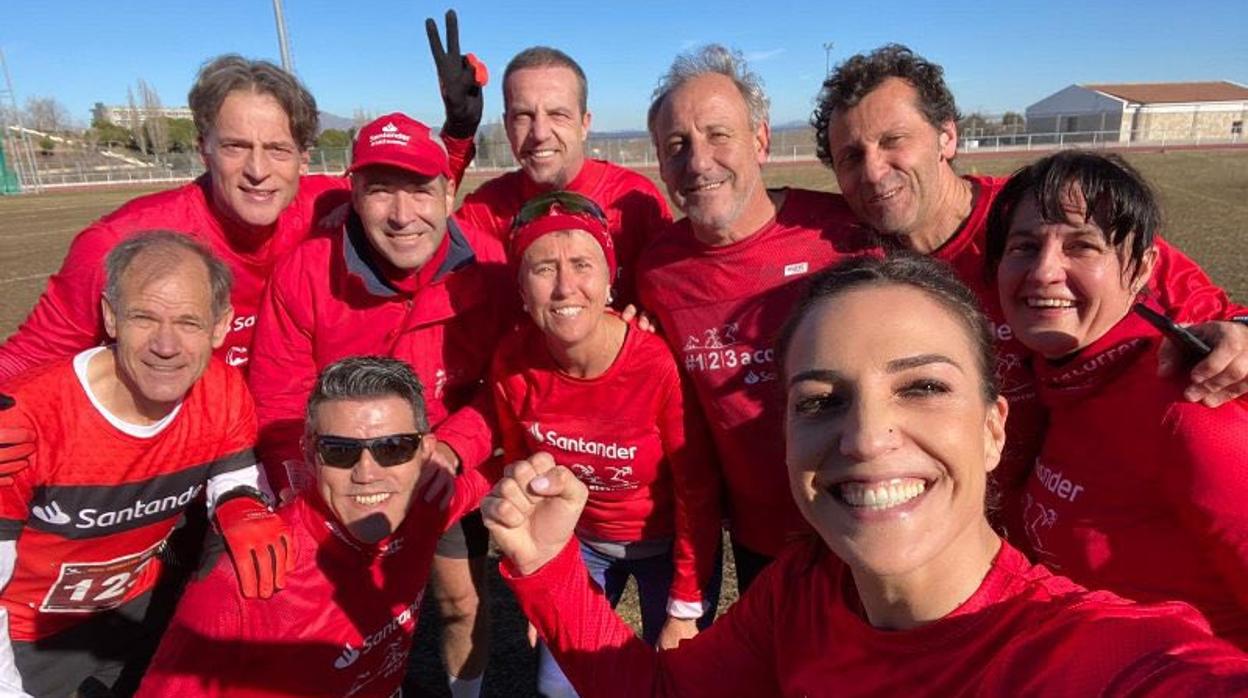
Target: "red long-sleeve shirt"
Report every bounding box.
[930,175,1245,540]
[455,157,671,308]
[491,316,720,607]
[137,469,493,698]
[636,189,878,556]
[1022,301,1248,646]
[0,174,350,377]
[505,537,1248,697]
[248,213,515,486]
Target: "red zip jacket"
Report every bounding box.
[137,470,493,698]
[1022,301,1248,646]
[455,158,671,308]
[491,316,720,608]
[0,174,350,376]
[505,537,1248,697]
[637,189,879,556]
[248,212,515,486]
[0,137,475,380]
[930,175,1245,540]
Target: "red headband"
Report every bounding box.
[510,211,617,281]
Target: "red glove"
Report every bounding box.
[216,493,295,599]
[0,392,34,486]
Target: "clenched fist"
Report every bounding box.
[482,452,587,576]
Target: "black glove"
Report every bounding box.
[426,9,488,140]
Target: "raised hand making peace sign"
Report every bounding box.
[425,9,488,139]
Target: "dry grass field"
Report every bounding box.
[0,148,1243,697]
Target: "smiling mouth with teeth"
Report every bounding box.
[552,306,583,317]
[351,493,391,506]
[833,478,928,511]
[1026,298,1077,309]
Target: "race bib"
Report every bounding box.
[40,539,164,613]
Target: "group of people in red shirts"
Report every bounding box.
[0,8,1245,697]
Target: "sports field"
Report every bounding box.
[0,148,1244,697]
[0,149,1244,338]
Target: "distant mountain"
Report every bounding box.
[318,111,354,132]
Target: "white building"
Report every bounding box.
[1025,81,1248,144]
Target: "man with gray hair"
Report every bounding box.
[140,355,498,697]
[0,231,289,696]
[453,43,671,308]
[637,45,877,591]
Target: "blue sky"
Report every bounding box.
[3,1,1245,132]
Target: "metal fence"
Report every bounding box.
[4,125,1244,192]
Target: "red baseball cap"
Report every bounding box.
[347,113,451,179]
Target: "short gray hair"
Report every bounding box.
[305,356,430,435]
[104,231,232,320]
[647,44,770,140]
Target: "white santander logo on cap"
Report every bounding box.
[381,123,398,133]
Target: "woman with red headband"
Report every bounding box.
[490,191,721,697]
[987,150,1248,647]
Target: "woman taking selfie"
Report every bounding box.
[483,253,1248,697]
[987,150,1248,647]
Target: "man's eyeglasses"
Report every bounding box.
[510,190,608,233]
[313,433,424,468]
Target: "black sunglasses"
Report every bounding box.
[313,433,424,468]
[510,191,608,233]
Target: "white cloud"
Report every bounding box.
[745,48,785,62]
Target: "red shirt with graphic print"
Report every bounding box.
[491,316,720,605]
[637,189,878,556]
[1022,301,1248,647]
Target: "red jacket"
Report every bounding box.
[456,157,671,308]
[138,474,491,698]
[637,189,879,556]
[505,538,1248,697]
[491,316,720,608]
[0,137,476,380]
[0,174,350,377]
[248,212,515,486]
[1023,301,1248,646]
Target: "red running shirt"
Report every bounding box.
[0,356,258,641]
[456,158,671,308]
[637,188,878,556]
[505,537,1248,697]
[1023,301,1248,647]
[491,316,720,605]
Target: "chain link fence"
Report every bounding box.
[4,119,1244,192]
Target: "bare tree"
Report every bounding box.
[128,86,147,154]
[23,96,70,133]
[139,79,168,159]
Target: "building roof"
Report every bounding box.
[1083,81,1248,104]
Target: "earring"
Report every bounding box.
[607,288,614,305]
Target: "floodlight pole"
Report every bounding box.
[0,46,41,193]
[823,42,835,75]
[272,0,294,74]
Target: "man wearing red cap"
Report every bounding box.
[247,112,511,698]
[451,45,671,308]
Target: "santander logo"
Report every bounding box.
[525,422,637,461]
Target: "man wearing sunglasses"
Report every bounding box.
[248,112,511,698]
[141,356,498,697]
[453,45,671,309]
